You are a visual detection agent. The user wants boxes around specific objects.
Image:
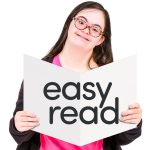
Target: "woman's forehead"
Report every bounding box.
[75,9,105,27]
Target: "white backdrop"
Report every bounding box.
[0,0,149,149]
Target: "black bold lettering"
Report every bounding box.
[62,82,80,100]
[61,106,78,124]
[80,106,98,124]
[83,82,96,100]
[101,97,119,124]
[96,82,112,108]
[43,82,61,100]
[49,106,61,124]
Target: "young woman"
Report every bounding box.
[9,1,142,150]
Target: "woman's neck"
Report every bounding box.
[59,43,97,72]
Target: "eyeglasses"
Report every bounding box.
[73,16,104,38]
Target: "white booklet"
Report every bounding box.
[24,54,137,146]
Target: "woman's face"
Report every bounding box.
[67,8,105,51]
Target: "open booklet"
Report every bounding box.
[24,54,137,146]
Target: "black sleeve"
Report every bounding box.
[104,120,142,148]
[103,121,142,150]
[113,120,142,145]
[9,81,36,144]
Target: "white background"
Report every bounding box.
[0,0,149,149]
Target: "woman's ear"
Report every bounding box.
[96,36,105,46]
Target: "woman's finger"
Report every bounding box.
[120,118,140,124]
[19,111,36,117]
[19,121,39,127]
[120,114,139,121]
[20,116,39,122]
[18,125,39,132]
[121,108,140,116]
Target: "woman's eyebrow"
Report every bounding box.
[78,16,88,22]
[78,16,102,29]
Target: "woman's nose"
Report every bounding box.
[83,26,90,35]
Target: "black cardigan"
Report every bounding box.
[9,56,142,150]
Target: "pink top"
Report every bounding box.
[40,54,103,150]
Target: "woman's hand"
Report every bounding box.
[120,103,142,125]
[14,111,40,132]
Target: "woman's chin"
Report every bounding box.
[72,41,87,49]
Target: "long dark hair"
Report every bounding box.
[44,1,113,67]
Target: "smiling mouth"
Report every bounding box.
[76,33,90,41]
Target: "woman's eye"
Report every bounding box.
[78,20,85,25]
[93,29,98,32]
[92,27,100,33]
